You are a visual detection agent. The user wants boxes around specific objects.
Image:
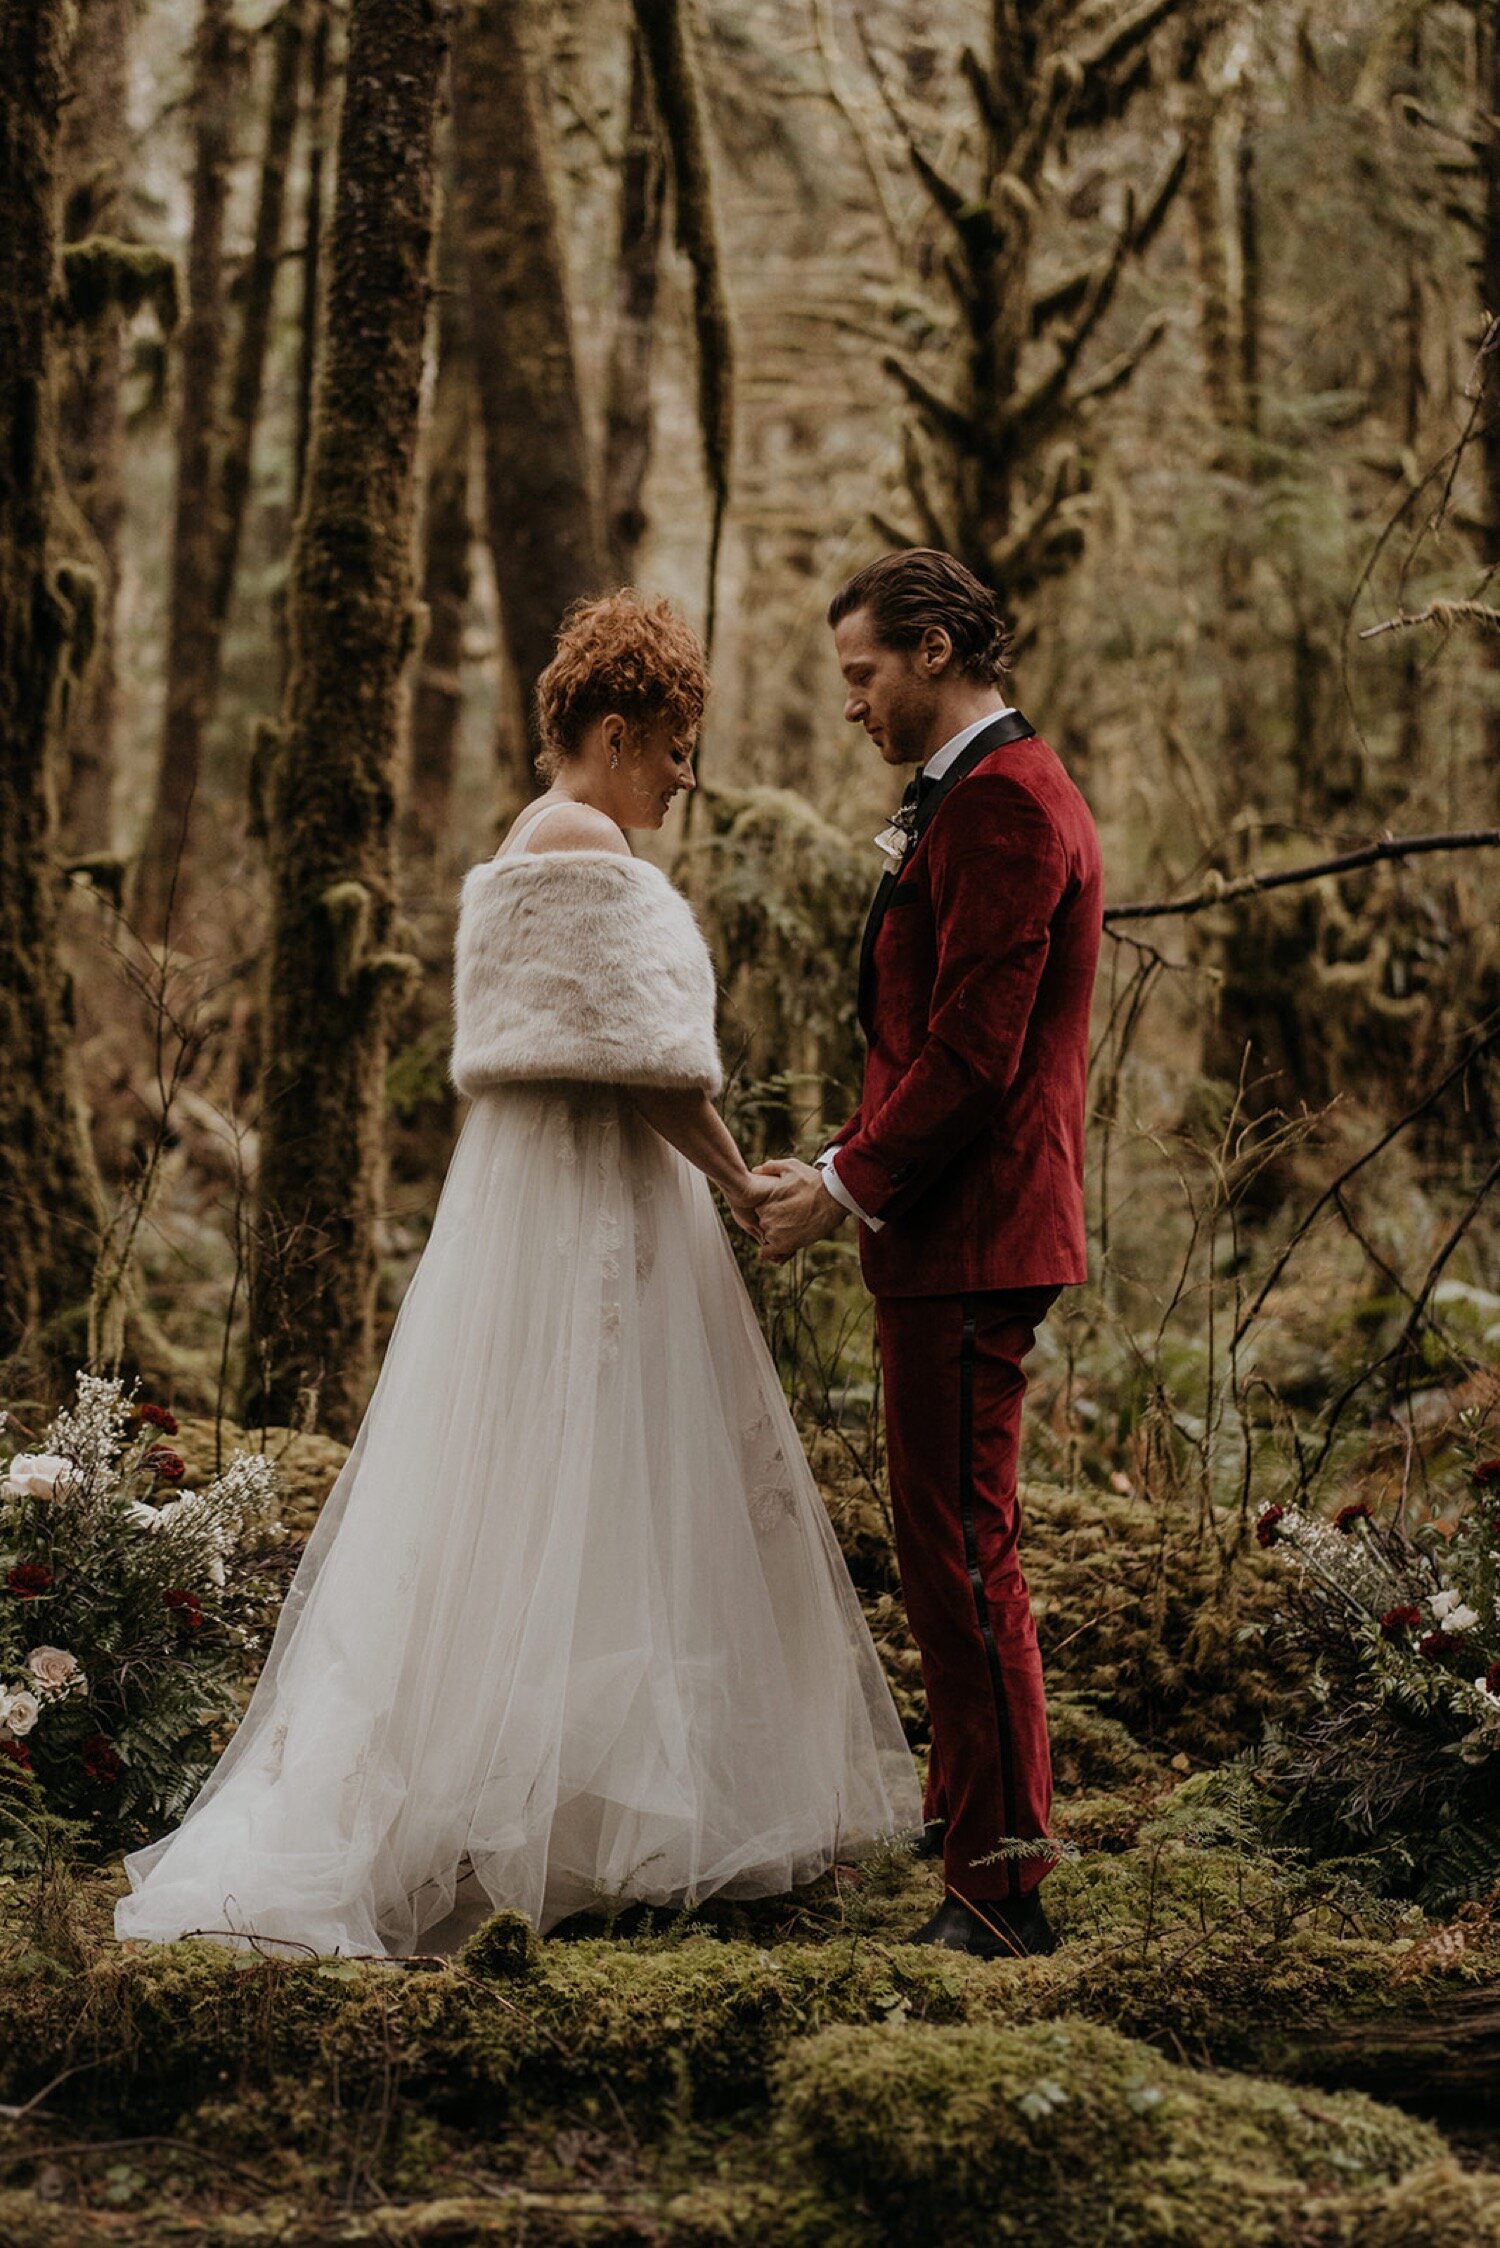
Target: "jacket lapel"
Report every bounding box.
[857,709,1035,1027]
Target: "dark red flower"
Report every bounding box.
[163,1586,204,1631]
[5,1563,53,1598]
[1334,1501,1375,1534]
[136,1403,179,1435]
[1485,1662,1500,1698]
[1419,1630,1464,1662]
[81,1734,122,1783]
[1256,1505,1285,1549]
[143,1447,186,1482]
[1380,1605,1422,1640]
[1472,1459,1500,1489]
[0,1738,33,1774]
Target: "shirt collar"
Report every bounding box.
[920,705,1016,784]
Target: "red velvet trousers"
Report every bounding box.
[876,1286,1060,1904]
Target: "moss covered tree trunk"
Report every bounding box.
[56,0,130,856]
[453,0,604,790]
[1476,8,1500,815]
[881,0,1185,630]
[292,0,333,519]
[134,0,239,942]
[210,0,307,639]
[602,32,666,583]
[0,0,104,1366]
[245,0,444,1440]
[405,176,473,879]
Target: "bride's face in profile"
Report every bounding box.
[603,713,698,829]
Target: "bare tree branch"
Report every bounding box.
[1105,828,1500,925]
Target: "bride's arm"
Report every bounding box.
[627,1087,769,1236]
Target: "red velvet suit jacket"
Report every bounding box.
[831,720,1103,1297]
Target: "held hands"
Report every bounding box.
[723,1172,776,1244]
[750,1158,849,1264]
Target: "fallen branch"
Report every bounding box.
[1104,827,1500,925]
[1359,596,1500,639]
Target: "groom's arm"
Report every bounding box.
[831,777,1068,1227]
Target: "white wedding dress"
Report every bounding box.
[116,808,919,1958]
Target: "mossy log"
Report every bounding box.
[246,0,446,1439]
[1272,1983,1500,2108]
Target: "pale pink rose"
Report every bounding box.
[27,1646,86,1696]
[4,1453,73,1501]
[2,1689,40,1736]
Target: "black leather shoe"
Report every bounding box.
[913,1817,947,1862]
[903,1891,1058,1960]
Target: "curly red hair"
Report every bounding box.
[534,590,708,781]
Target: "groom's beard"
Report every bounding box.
[879,678,941,766]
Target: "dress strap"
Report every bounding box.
[496,798,573,859]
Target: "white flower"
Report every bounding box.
[125,1498,170,1532]
[26,1646,86,1696]
[1477,1675,1500,1704]
[1431,1588,1479,1631]
[3,1452,74,1501]
[3,1690,40,1736]
[206,1552,226,1588]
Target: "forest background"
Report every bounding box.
[2,0,1500,2238]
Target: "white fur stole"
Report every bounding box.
[450,850,723,1099]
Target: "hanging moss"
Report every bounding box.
[57,236,179,332]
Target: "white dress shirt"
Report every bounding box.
[817,706,1016,1231]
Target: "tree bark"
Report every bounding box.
[452,0,604,792]
[133,0,239,942]
[56,0,130,857]
[245,0,445,1441]
[404,174,472,879]
[291,0,333,520]
[0,0,104,1368]
[210,0,307,641]
[1475,7,1500,814]
[602,31,666,584]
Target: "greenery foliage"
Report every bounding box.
[0,1375,281,1861]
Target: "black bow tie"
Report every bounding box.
[900,770,939,814]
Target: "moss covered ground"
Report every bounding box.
[2,1427,1497,2240]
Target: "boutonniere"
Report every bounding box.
[872,798,918,870]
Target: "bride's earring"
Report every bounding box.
[609,748,621,770]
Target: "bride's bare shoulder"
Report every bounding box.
[513,801,630,858]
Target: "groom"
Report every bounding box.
[755,549,1103,1959]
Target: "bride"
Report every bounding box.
[115,590,920,1958]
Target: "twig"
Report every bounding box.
[1105,827,1500,924]
[1359,597,1500,640]
[0,2133,276,2194]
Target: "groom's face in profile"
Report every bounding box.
[834,606,947,769]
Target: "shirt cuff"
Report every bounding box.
[816,1150,885,1233]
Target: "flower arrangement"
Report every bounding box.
[1252,1444,1500,1905]
[0,1374,283,1861]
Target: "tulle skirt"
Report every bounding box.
[115,1082,920,1957]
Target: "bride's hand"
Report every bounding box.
[724,1174,774,1242]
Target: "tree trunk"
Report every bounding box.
[56,0,130,857]
[245,0,445,1441]
[452,0,604,794]
[404,174,472,880]
[133,0,239,942]
[210,0,307,641]
[292,0,333,520]
[602,31,666,583]
[0,0,104,1368]
[1475,7,1500,815]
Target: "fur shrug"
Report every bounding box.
[450,849,723,1099]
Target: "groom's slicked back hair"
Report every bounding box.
[827,549,1012,682]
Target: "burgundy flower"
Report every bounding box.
[163,1586,204,1631]
[1334,1501,1375,1534]
[1379,1605,1422,1640]
[1255,1505,1285,1549]
[81,1734,122,1783]
[1486,1662,1500,1698]
[1472,1459,1500,1489]
[0,1739,33,1774]
[143,1447,186,1482]
[5,1563,53,1598]
[1419,1630,1464,1663]
[136,1403,179,1436]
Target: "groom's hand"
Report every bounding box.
[752,1158,848,1263]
